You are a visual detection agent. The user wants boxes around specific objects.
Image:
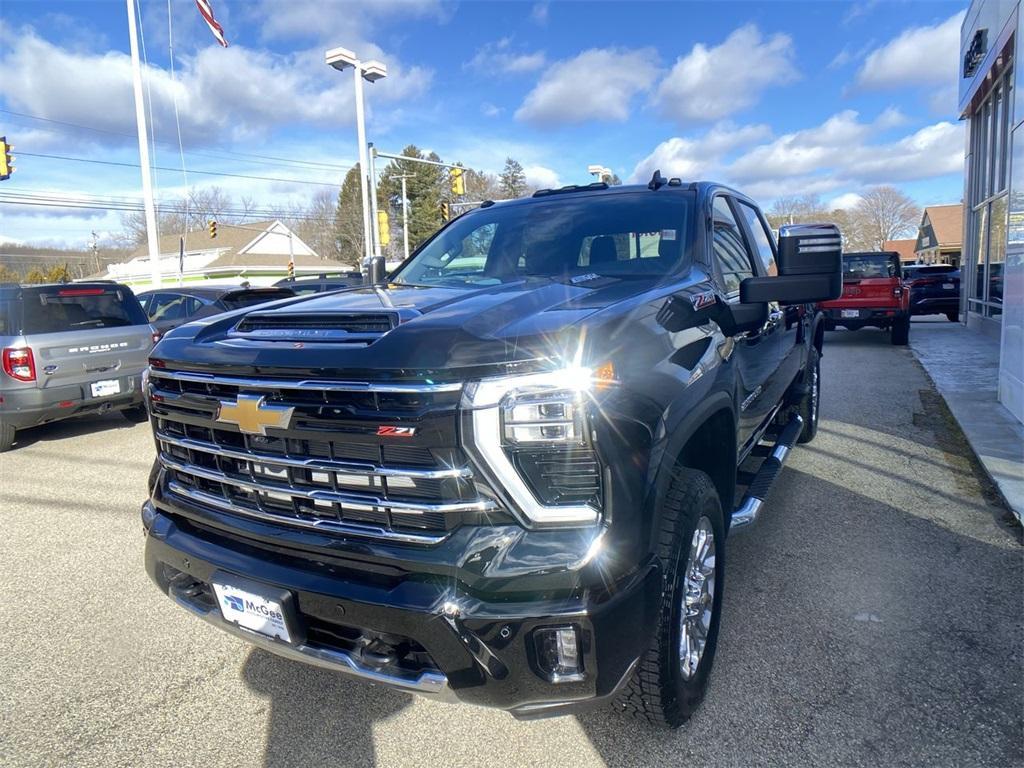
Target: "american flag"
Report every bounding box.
[195,0,228,48]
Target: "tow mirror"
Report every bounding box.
[740,223,842,304]
[658,291,767,335]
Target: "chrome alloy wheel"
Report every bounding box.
[679,516,716,680]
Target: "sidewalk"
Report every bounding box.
[910,319,1024,524]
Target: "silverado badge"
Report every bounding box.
[216,394,294,435]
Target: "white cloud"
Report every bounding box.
[466,39,546,75]
[726,110,963,194]
[480,102,503,118]
[629,122,772,182]
[530,2,550,25]
[515,47,659,126]
[523,164,560,189]
[0,25,432,147]
[829,192,864,210]
[856,12,965,89]
[653,25,797,124]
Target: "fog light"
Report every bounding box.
[534,626,584,682]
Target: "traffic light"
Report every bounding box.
[287,260,295,278]
[377,210,390,246]
[0,136,14,181]
[440,202,450,222]
[208,220,217,238]
[450,167,465,196]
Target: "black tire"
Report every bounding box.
[891,316,910,346]
[796,346,821,444]
[617,468,725,728]
[946,311,959,322]
[0,422,15,452]
[121,404,149,424]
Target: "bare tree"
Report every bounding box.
[849,186,921,250]
[766,194,828,230]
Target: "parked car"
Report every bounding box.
[141,175,842,728]
[0,281,156,451]
[902,264,961,321]
[819,251,911,344]
[274,271,364,295]
[136,285,296,338]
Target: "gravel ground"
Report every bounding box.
[1,325,1020,768]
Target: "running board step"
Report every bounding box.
[731,414,804,530]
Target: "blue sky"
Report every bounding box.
[0,0,966,248]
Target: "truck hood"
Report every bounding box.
[155,277,652,378]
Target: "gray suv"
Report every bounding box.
[0,282,156,451]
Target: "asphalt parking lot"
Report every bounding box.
[1,322,1021,768]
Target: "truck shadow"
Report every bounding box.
[241,649,412,768]
[574,467,1022,766]
[8,411,140,451]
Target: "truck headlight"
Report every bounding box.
[463,368,601,526]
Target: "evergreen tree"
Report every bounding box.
[499,157,527,199]
[377,145,444,251]
[334,164,365,262]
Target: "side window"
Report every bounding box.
[737,202,779,276]
[149,293,190,322]
[711,197,755,295]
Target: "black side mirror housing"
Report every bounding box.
[740,223,843,304]
[657,291,767,336]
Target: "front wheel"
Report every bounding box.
[617,469,725,728]
[891,316,910,346]
[796,346,821,443]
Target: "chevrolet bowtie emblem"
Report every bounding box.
[216,394,294,435]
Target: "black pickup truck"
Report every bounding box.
[141,174,841,727]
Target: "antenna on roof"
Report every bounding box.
[648,170,667,190]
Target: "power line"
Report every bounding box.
[0,192,339,223]
[0,108,354,172]
[17,151,344,187]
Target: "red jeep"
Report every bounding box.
[819,251,910,345]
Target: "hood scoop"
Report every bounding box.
[231,312,397,344]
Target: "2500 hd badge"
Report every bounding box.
[142,173,841,727]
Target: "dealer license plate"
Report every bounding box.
[841,309,860,319]
[942,283,955,290]
[90,379,121,398]
[212,580,293,643]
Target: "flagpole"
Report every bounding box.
[126,0,162,290]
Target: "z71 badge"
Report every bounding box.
[377,426,416,437]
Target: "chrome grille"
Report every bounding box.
[149,368,488,544]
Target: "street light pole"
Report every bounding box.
[368,144,384,276]
[325,47,388,283]
[352,68,372,277]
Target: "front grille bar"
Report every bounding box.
[149,369,462,394]
[156,430,470,480]
[167,481,449,545]
[161,454,493,515]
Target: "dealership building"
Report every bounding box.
[961,0,1024,424]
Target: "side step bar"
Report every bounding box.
[731,414,804,530]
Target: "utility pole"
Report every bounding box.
[126,0,161,290]
[90,230,100,276]
[395,174,413,262]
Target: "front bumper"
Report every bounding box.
[910,295,959,315]
[142,499,661,718]
[0,373,142,429]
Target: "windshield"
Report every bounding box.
[20,285,149,333]
[393,192,694,287]
[842,253,899,280]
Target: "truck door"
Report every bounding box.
[710,195,784,450]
